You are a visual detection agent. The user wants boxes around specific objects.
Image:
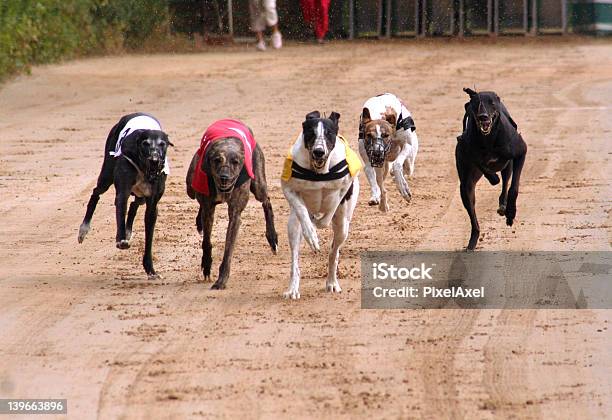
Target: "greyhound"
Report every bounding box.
[456,88,527,250]
[358,93,418,212]
[78,113,172,277]
[281,111,362,299]
[186,119,278,290]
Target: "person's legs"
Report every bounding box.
[300,0,315,26]
[249,0,267,50]
[263,0,282,49]
[314,0,331,41]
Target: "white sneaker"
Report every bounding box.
[256,40,266,51]
[271,31,282,49]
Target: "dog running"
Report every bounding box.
[456,88,528,250]
[186,119,278,290]
[281,111,362,299]
[358,93,419,212]
[78,112,172,277]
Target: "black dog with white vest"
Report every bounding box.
[78,112,172,277]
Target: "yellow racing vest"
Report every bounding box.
[281,135,362,182]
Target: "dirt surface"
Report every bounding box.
[0,38,611,419]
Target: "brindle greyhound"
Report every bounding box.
[186,120,277,289]
[456,88,527,250]
[78,113,172,277]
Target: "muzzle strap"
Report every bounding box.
[291,160,349,182]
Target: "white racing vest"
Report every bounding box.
[110,115,169,175]
[362,93,412,129]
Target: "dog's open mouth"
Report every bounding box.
[217,178,237,192]
[311,156,327,171]
[478,116,494,135]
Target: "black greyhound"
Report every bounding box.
[78,113,172,277]
[456,88,527,250]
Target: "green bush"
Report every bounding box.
[0,0,170,81]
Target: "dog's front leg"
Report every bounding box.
[142,197,159,277]
[392,143,414,203]
[359,138,381,205]
[282,185,319,252]
[284,209,302,299]
[199,200,216,281]
[125,197,145,241]
[505,152,526,226]
[375,164,389,213]
[114,189,131,249]
[212,196,247,290]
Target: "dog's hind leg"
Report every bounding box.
[392,142,414,203]
[284,209,302,299]
[78,162,114,243]
[125,197,145,241]
[404,131,419,178]
[497,162,513,216]
[359,139,381,205]
[212,191,248,290]
[251,149,278,253]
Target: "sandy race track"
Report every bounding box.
[0,38,611,419]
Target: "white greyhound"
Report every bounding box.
[358,93,419,212]
[281,111,362,299]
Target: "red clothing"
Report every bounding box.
[191,119,256,196]
[300,0,330,40]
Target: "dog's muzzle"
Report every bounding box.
[477,112,497,136]
[311,148,328,171]
[366,138,390,167]
[143,153,165,180]
[216,174,237,192]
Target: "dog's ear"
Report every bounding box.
[329,111,340,127]
[384,112,397,128]
[463,87,477,98]
[361,108,371,124]
[305,111,321,120]
[163,133,174,147]
[202,149,211,174]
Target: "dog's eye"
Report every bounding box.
[159,141,166,148]
[382,133,390,139]
[231,159,240,165]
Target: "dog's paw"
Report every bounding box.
[211,281,226,290]
[302,223,320,253]
[379,200,390,213]
[78,223,90,243]
[326,280,342,293]
[400,188,412,203]
[283,287,301,300]
[116,240,130,249]
[497,205,506,216]
[368,198,380,206]
[505,203,516,225]
[148,272,162,280]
